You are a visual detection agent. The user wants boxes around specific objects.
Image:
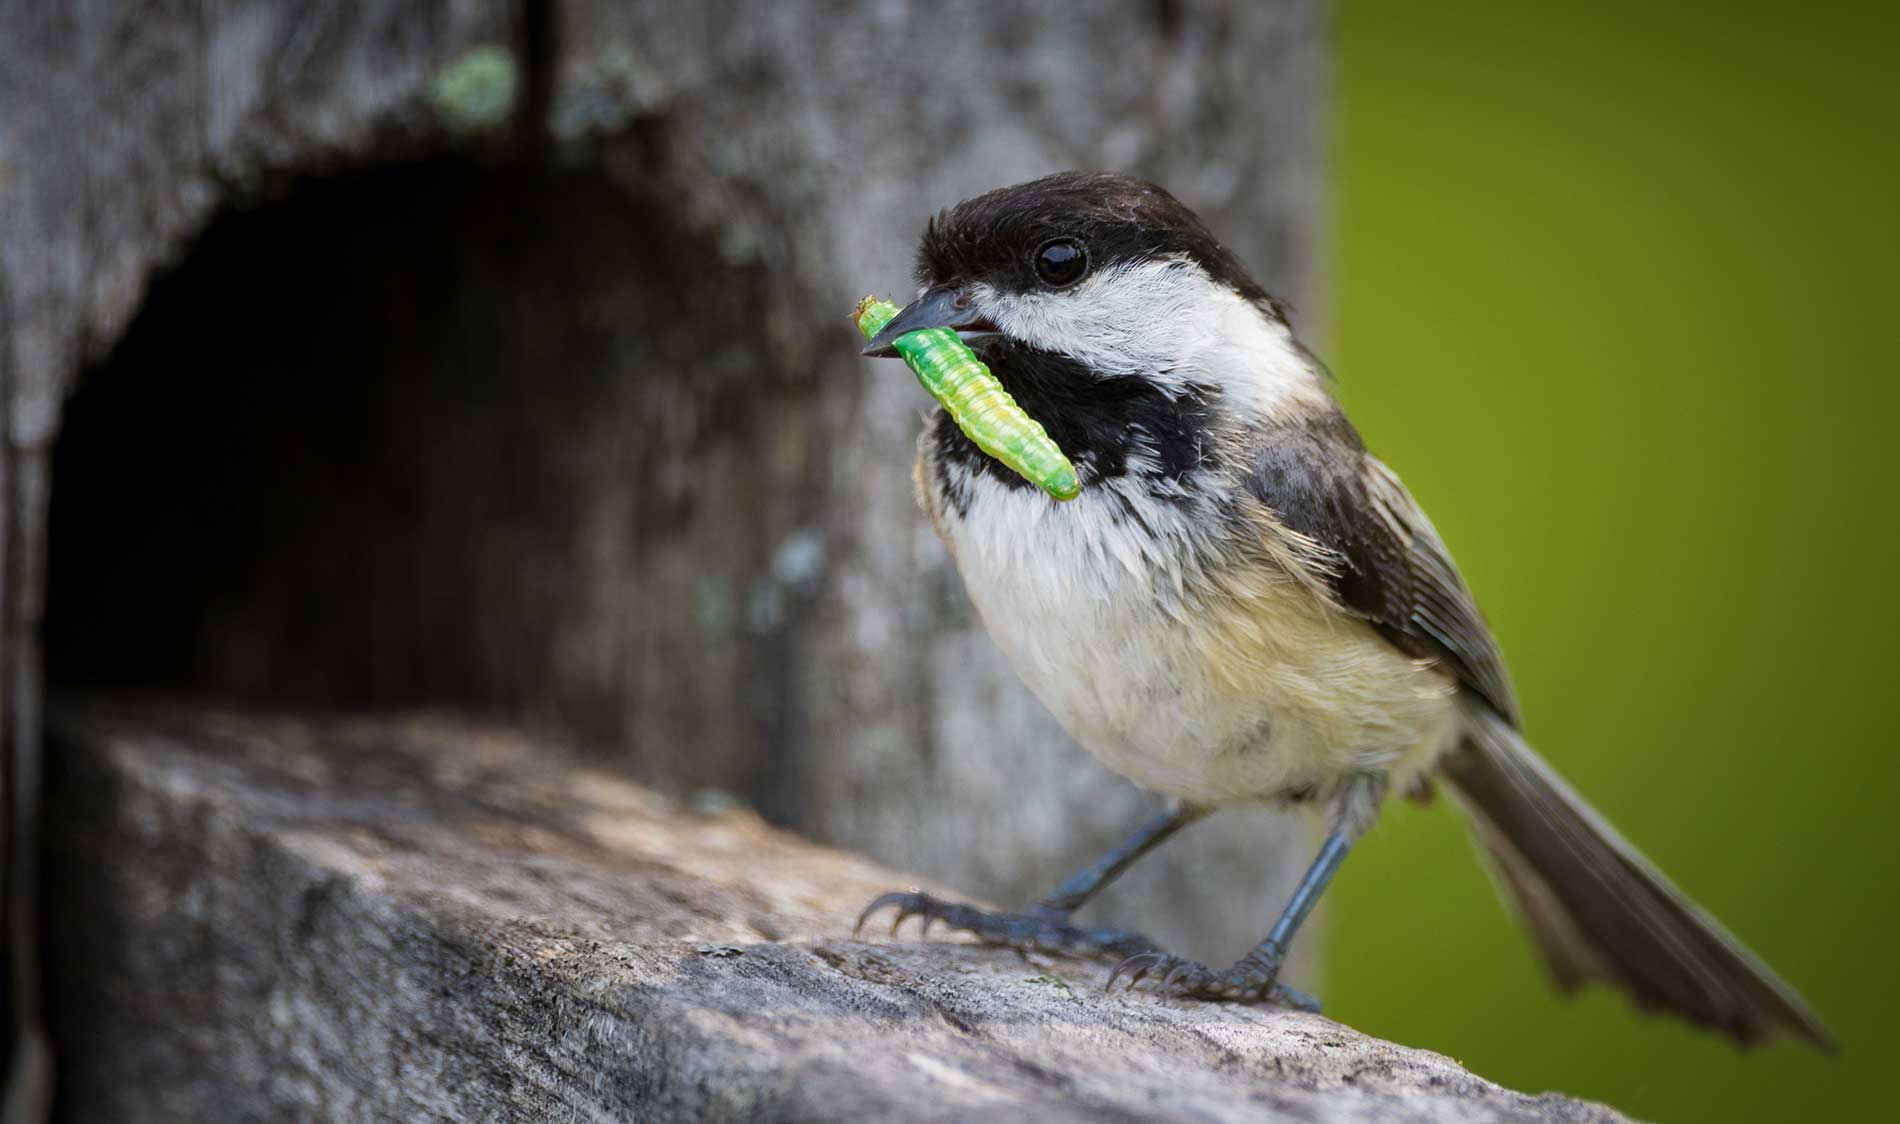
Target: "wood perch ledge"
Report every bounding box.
[44,702,1635,1123]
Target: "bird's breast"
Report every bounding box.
[922,454,1459,805]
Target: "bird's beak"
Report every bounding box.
[861,285,999,357]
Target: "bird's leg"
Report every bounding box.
[1109,773,1387,1011]
[855,802,1206,961]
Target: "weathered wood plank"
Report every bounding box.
[43,701,1633,1123]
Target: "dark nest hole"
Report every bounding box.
[43,157,828,823]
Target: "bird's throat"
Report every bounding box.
[931,342,1217,506]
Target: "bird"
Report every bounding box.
[853,170,1833,1051]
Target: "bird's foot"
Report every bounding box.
[1106,946,1322,1012]
[854,890,1163,961]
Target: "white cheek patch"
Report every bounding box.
[972,258,1320,420]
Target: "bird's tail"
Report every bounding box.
[1440,705,1834,1052]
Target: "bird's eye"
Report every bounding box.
[1033,238,1088,288]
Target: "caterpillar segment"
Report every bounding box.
[854,296,1081,502]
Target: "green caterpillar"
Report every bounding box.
[854,296,1081,502]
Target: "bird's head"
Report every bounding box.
[863,172,1319,420]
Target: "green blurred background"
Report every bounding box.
[1326,1,1896,1120]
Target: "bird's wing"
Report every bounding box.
[1244,410,1520,725]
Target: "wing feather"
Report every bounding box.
[1245,410,1520,725]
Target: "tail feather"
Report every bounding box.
[1442,706,1835,1052]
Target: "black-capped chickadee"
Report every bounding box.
[857,172,1830,1051]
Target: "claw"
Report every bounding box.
[854,889,1167,969]
[1273,983,1323,1013]
[854,890,917,936]
[1160,959,1198,994]
[1107,951,1163,991]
